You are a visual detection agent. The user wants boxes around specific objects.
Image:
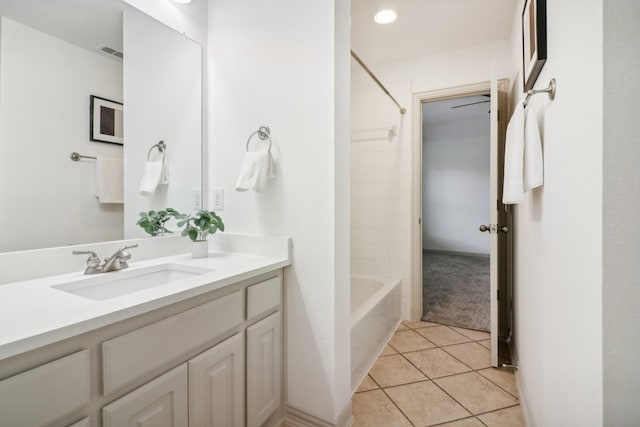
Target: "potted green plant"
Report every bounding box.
[175,210,225,258]
[136,208,180,236]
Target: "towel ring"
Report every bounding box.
[146,140,166,160]
[246,126,272,152]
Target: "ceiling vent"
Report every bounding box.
[97,44,124,61]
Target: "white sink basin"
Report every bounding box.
[52,263,214,301]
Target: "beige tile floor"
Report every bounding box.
[352,321,525,427]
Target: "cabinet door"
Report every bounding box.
[102,364,188,427]
[189,333,244,427]
[247,311,282,427]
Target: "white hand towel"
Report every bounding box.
[139,151,169,196]
[235,151,275,192]
[524,106,543,191]
[160,152,169,184]
[139,160,163,196]
[502,100,526,204]
[95,156,124,204]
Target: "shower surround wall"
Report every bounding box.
[350,77,412,318]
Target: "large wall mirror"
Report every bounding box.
[0,0,202,253]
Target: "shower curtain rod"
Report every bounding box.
[351,49,406,115]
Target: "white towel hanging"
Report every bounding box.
[524,106,543,191]
[234,151,275,192]
[95,156,123,204]
[139,146,169,196]
[502,99,526,204]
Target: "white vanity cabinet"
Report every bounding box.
[247,311,282,427]
[189,332,245,427]
[0,350,90,426]
[103,364,189,427]
[0,269,284,427]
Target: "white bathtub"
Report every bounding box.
[351,275,402,393]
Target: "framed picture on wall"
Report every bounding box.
[90,95,124,145]
[522,0,547,91]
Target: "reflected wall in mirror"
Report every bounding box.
[0,0,202,253]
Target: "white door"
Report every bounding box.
[246,311,282,427]
[189,333,245,427]
[488,78,510,367]
[102,364,188,427]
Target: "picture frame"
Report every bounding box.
[90,95,124,145]
[521,0,547,92]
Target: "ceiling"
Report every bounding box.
[0,0,123,57]
[422,95,491,125]
[351,0,517,66]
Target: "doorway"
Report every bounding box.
[410,80,512,367]
[421,94,491,332]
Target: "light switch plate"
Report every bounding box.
[211,188,224,211]
[192,188,202,211]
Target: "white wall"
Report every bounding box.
[508,1,604,425]
[123,7,202,239]
[351,77,413,317]
[602,0,640,423]
[0,17,123,252]
[207,0,351,422]
[422,105,490,254]
[353,40,512,94]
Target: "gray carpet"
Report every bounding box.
[422,252,490,332]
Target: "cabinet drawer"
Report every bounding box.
[103,291,242,395]
[246,276,281,321]
[0,350,90,426]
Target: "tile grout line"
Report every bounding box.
[366,371,416,427]
[395,350,478,423]
[399,322,520,414]
[355,321,521,425]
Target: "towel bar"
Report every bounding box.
[523,78,556,107]
[246,126,272,152]
[70,152,96,161]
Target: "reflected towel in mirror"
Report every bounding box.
[139,151,169,196]
[95,156,124,204]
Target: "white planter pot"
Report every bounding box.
[191,240,209,258]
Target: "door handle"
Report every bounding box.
[479,224,509,233]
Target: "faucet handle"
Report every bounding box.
[73,250,102,273]
[73,250,99,264]
[119,244,138,261]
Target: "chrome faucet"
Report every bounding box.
[73,244,138,275]
[102,244,139,273]
[72,250,103,275]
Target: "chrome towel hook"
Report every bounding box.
[246,125,272,152]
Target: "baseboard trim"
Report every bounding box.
[284,402,354,427]
[423,248,490,258]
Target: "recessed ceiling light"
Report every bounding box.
[172,0,192,4]
[374,9,397,25]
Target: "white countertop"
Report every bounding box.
[0,249,289,361]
